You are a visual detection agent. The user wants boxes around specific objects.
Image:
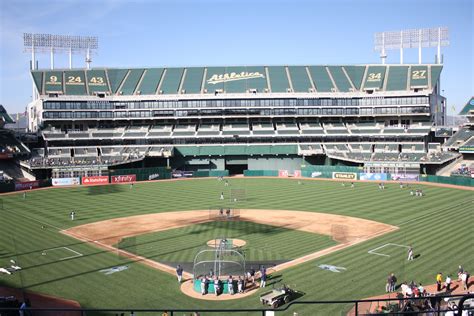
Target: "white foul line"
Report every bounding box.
[368,243,410,257]
[45,246,83,260]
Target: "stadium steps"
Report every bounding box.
[0,160,35,181]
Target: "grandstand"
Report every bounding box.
[23,64,459,178]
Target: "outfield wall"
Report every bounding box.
[1,167,473,194]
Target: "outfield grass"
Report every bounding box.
[117,220,337,263]
[0,178,472,315]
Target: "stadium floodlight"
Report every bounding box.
[374,27,449,64]
[23,33,99,70]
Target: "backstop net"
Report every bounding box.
[230,189,246,202]
[209,207,240,220]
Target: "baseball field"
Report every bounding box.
[0,177,472,315]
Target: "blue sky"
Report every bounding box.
[0,0,472,114]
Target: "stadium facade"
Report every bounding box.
[24,64,462,178]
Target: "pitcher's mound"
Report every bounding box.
[206,238,246,248]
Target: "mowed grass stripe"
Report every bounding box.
[119,221,336,263]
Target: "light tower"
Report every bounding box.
[23,33,99,101]
[374,27,449,64]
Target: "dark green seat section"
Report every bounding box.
[363,66,386,90]
[137,68,163,95]
[222,130,251,135]
[119,69,144,95]
[410,66,429,88]
[204,67,226,93]
[459,97,474,115]
[288,66,312,92]
[224,146,248,155]
[175,146,200,156]
[200,146,225,156]
[182,67,204,94]
[44,71,64,93]
[31,71,43,94]
[430,65,443,88]
[223,66,267,93]
[107,69,129,94]
[343,66,365,90]
[160,68,184,94]
[64,70,87,95]
[268,66,290,92]
[308,66,334,92]
[386,66,409,91]
[327,66,351,92]
[86,69,110,94]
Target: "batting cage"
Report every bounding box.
[192,239,246,294]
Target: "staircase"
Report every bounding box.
[0,160,36,181]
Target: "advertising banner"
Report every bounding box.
[278,170,289,177]
[292,170,301,178]
[52,177,80,186]
[14,180,39,191]
[359,173,388,181]
[332,172,357,180]
[311,171,323,178]
[171,171,194,178]
[81,176,109,185]
[111,174,136,183]
[391,174,420,181]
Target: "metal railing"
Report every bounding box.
[0,293,472,315]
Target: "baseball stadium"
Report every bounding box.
[1,18,474,316]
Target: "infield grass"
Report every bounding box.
[117,220,337,263]
[0,178,472,316]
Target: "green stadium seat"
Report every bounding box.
[181,67,204,94]
[410,66,429,88]
[32,71,43,95]
[137,68,164,95]
[343,66,365,90]
[386,66,409,91]
[268,66,290,92]
[288,66,312,92]
[308,66,334,92]
[86,69,110,95]
[327,66,352,92]
[118,69,144,95]
[160,68,184,94]
[204,67,226,93]
[363,66,386,90]
[107,69,129,94]
[44,71,64,93]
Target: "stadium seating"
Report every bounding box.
[268,66,290,92]
[136,68,164,95]
[327,66,352,92]
[444,127,474,148]
[288,66,312,92]
[308,66,334,92]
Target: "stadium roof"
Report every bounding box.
[31,64,442,97]
[459,97,474,115]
